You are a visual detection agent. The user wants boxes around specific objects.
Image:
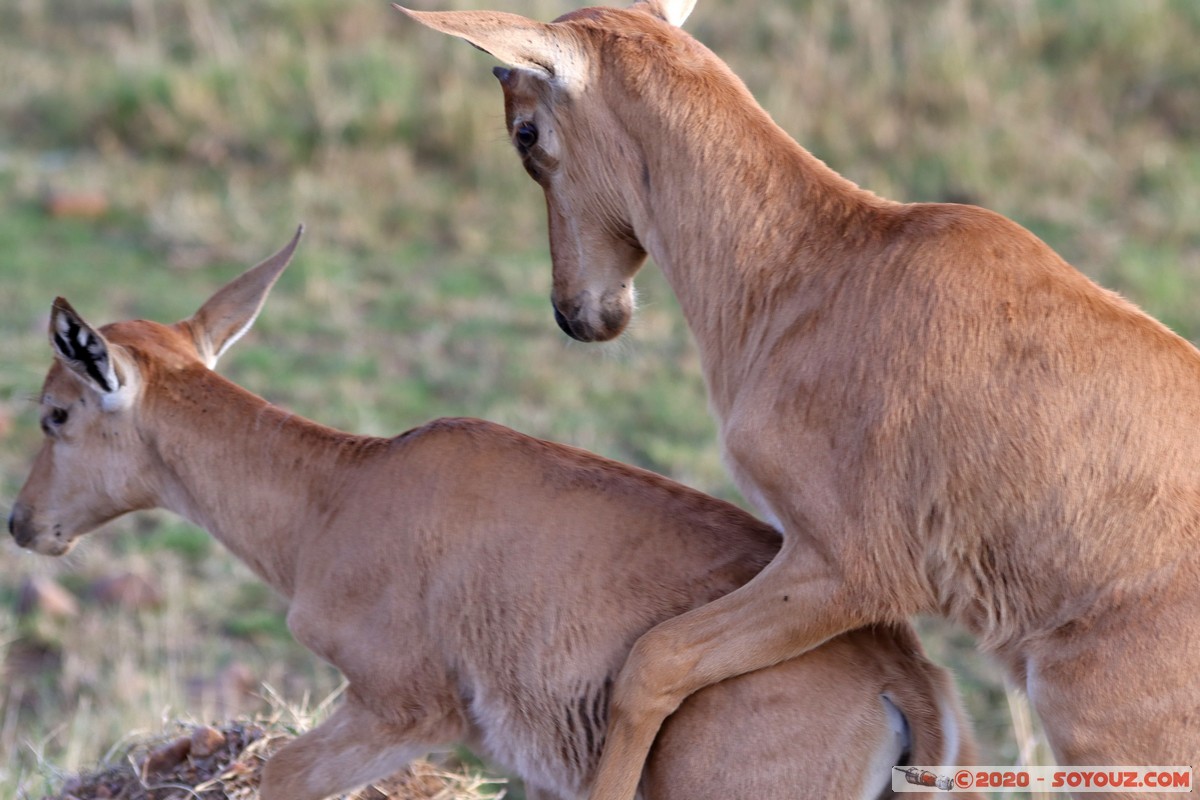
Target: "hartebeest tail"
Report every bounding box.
[400,1,1200,798]
[9,230,976,800]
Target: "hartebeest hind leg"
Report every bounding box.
[259,692,457,800]
[592,546,869,800]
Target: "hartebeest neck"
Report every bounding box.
[615,60,895,414]
[141,366,384,597]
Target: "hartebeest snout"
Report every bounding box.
[9,230,976,800]
[400,1,1200,798]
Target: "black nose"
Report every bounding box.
[552,299,596,342]
[8,503,33,547]
[553,304,579,339]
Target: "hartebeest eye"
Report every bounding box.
[41,407,69,436]
[515,122,538,150]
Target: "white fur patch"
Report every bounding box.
[939,691,960,767]
[99,382,134,412]
[861,695,910,800]
[206,311,262,368]
[737,479,785,533]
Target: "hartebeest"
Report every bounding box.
[400,1,1200,797]
[8,229,977,800]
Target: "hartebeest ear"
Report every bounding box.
[49,298,132,410]
[186,225,303,368]
[632,0,696,26]
[394,6,584,86]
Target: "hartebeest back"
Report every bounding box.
[8,230,976,800]
[400,1,1200,797]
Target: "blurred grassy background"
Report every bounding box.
[1,0,1197,796]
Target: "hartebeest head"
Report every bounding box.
[7,227,303,556]
[398,0,700,342]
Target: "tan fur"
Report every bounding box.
[400,2,1200,798]
[9,237,977,800]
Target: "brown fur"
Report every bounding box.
[9,235,976,800]
[399,2,1200,798]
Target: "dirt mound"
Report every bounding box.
[46,719,504,800]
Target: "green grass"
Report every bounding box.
[1,0,1198,796]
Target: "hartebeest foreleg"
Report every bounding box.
[260,691,459,800]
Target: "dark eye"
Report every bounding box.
[41,407,68,435]
[515,122,538,150]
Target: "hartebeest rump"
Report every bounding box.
[400,0,1200,797]
[8,230,977,800]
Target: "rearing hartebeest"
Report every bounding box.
[400,1,1200,797]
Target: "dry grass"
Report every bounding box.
[38,693,504,800]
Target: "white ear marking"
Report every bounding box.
[50,299,122,396]
[633,0,697,27]
[210,314,258,367]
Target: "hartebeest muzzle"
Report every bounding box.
[550,292,632,343]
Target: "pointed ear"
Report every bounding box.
[394,6,584,86]
[49,298,128,405]
[632,0,696,26]
[186,225,303,368]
